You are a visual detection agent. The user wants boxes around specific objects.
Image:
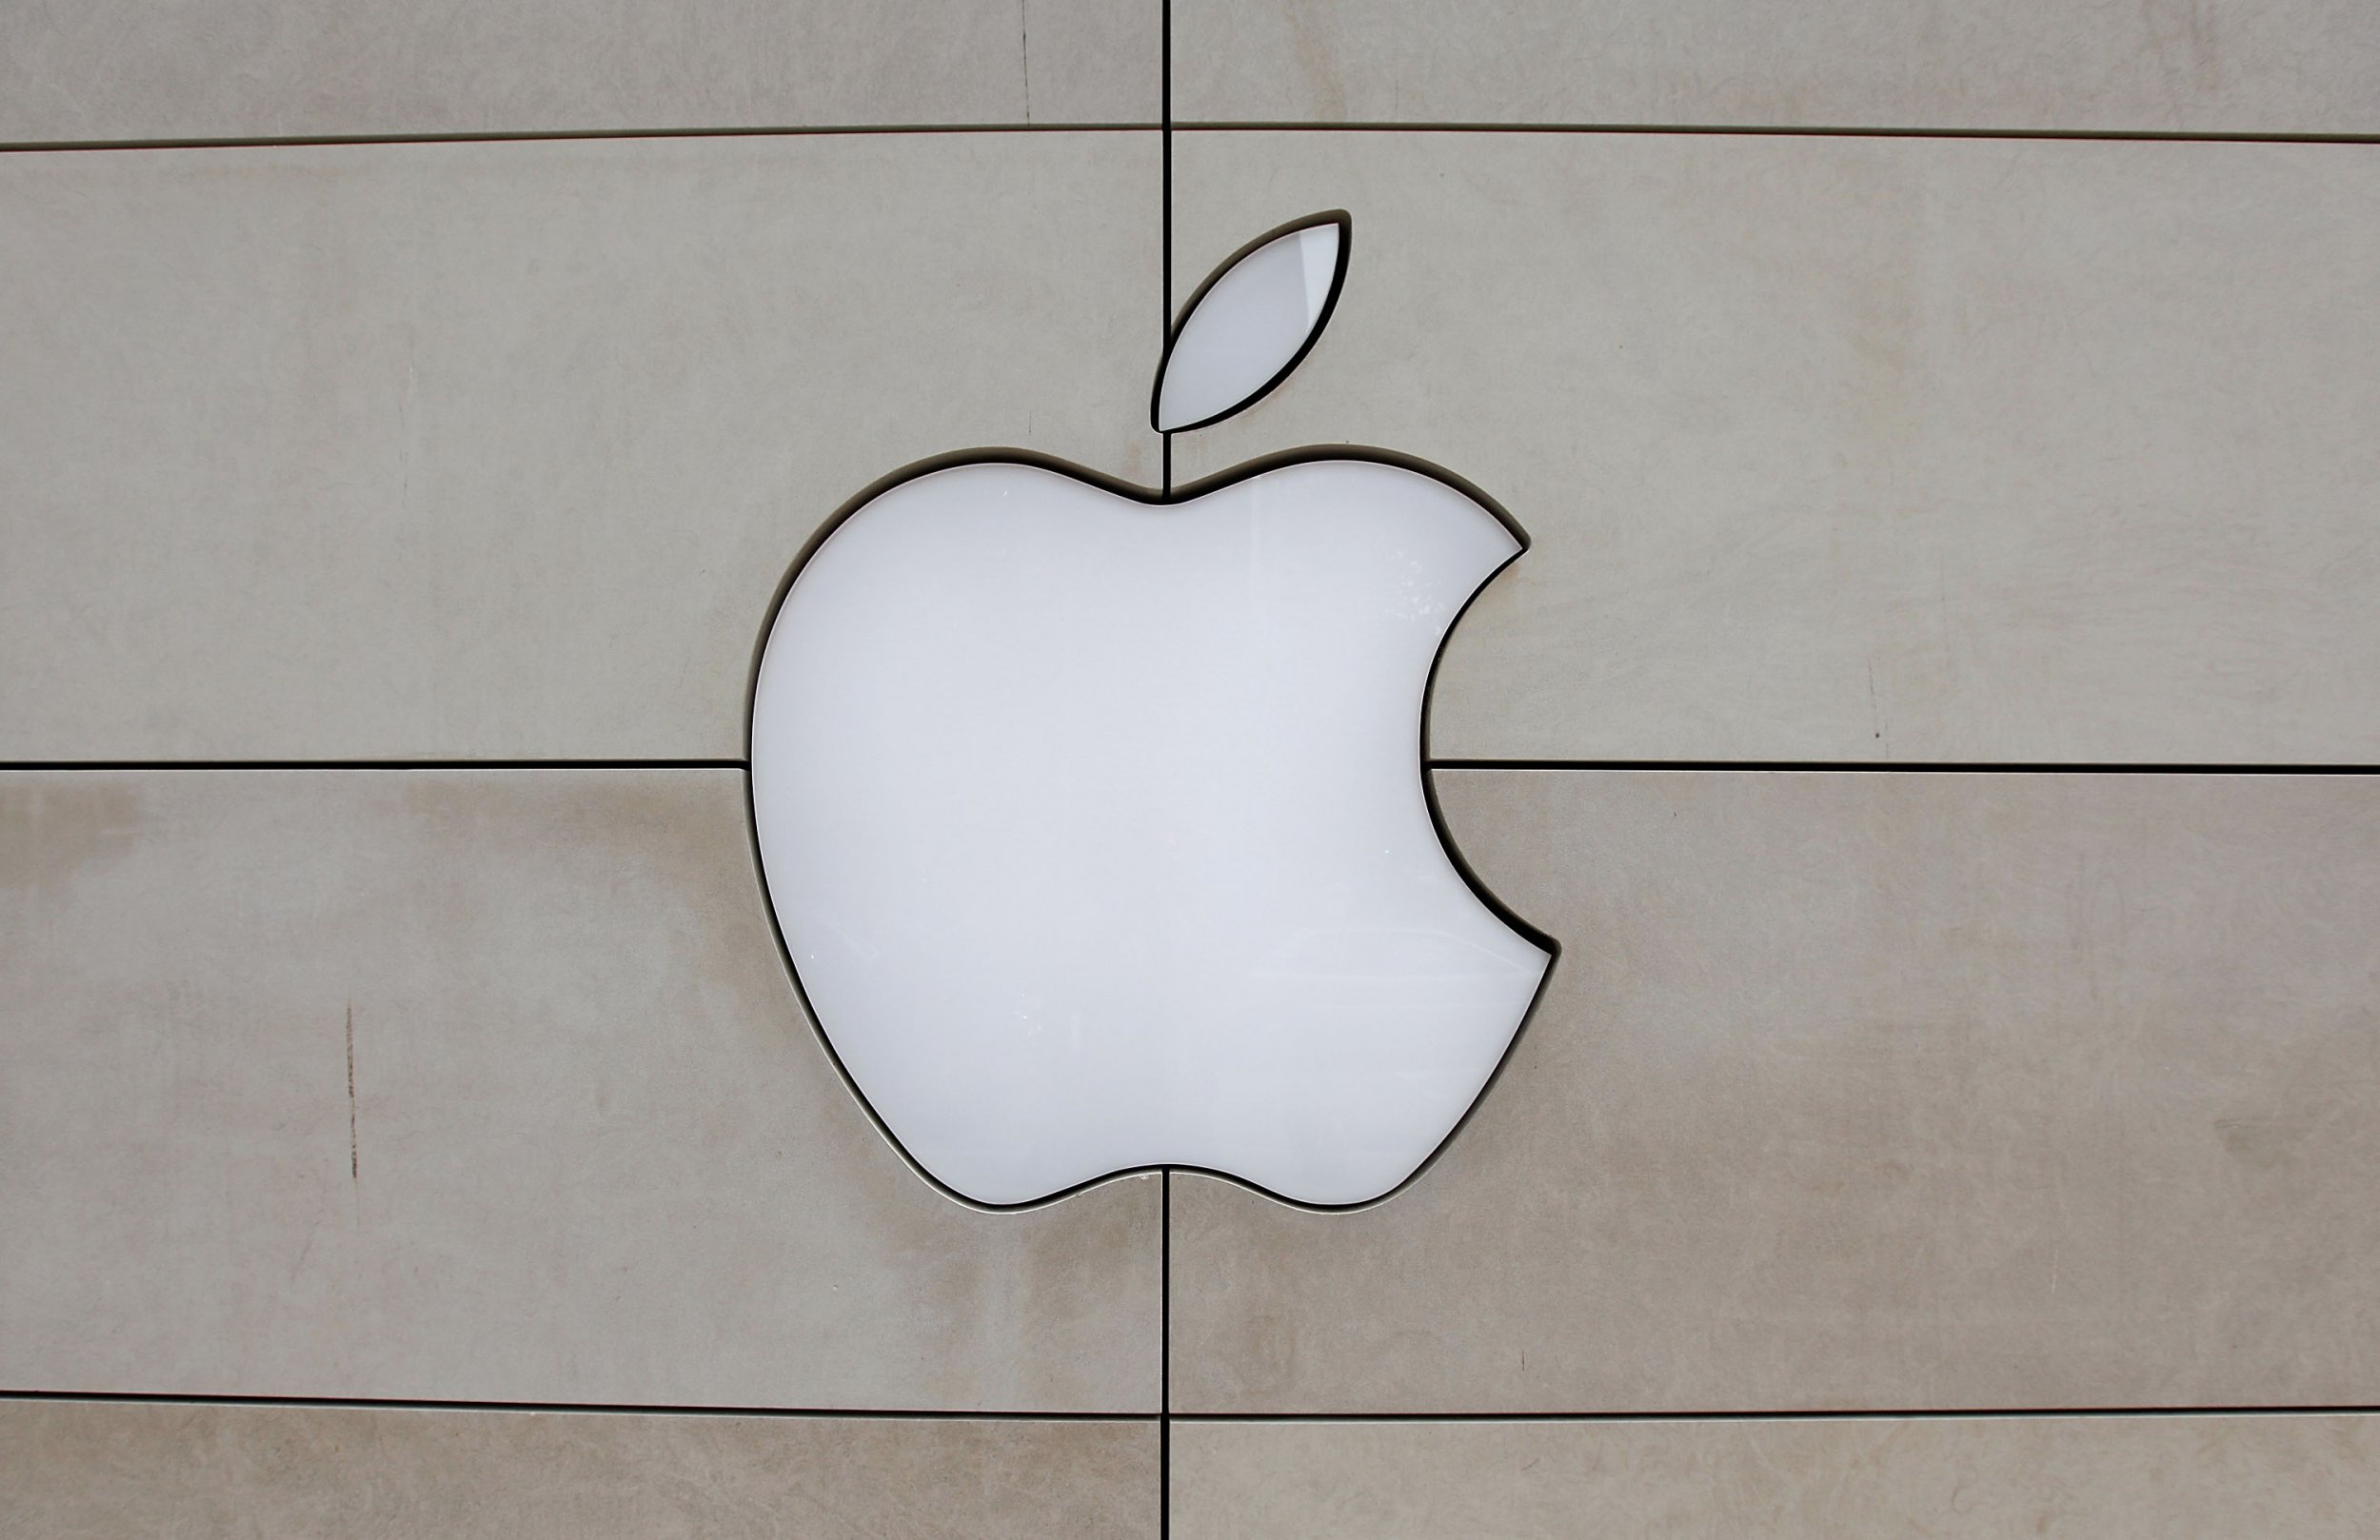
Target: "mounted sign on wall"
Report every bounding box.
[749,214,1554,1208]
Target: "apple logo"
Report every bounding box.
[749,212,1553,1208]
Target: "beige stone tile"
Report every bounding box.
[1173,1415,2380,1539]
[1168,769,2380,1412]
[0,1400,1158,1540]
[0,0,1157,142]
[0,770,1159,1410]
[1173,0,2380,133]
[0,131,1159,761]
[1171,131,2380,763]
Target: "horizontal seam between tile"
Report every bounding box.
[10,124,2371,154]
[1173,122,2380,146]
[1426,760,2380,775]
[1166,1406,2380,1423]
[10,1392,2369,1423]
[0,760,748,772]
[0,1390,1157,1420]
[0,123,1160,154]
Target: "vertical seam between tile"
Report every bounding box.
[1160,2,1175,1530]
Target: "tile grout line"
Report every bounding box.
[1425,760,2380,775]
[0,1391,1152,1420]
[1160,1169,1172,1538]
[4,1389,2372,1423]
[0,123,1160,154]
[0,760,749,772]
[1165,1406,2380,1423]
[6,124,2376,157]
[1176,122,2380,145]
[1160,10,1175,1538]
[1159,0,1174,506]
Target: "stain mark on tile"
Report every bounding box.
[0,780,143,899]
[346,1001,359,1184]
[1019,0,1033,124]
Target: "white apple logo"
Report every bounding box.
[749,212,1553,1207]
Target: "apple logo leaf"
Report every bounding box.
[1153,211,1351,434]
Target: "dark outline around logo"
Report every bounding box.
[742,444,1560,1214]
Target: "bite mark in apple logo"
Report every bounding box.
[748,212,1556,1209]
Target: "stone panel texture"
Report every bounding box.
[7,2,2380,1530]
[1167,770,2380,1413]
[0,131,1160,761]
[1173,1415,2380,1539]
[0,1401,1160,1540]
[1173,0,2380,133]
[0,771,1160,1412]
[1170,130,2380,763]
[0,0,1159,142]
